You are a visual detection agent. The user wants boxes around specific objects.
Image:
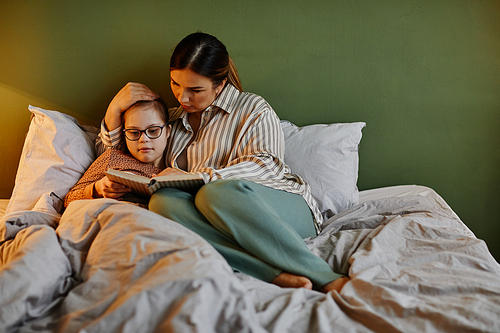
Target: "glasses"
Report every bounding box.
[123,124,167,141]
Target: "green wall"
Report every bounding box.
[1,1,499,261]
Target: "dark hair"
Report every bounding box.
[126,98,169,123]
[170,32,243,91]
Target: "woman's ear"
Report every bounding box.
[217,78,227,94]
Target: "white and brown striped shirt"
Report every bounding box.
[97,84,323,227]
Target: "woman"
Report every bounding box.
[100,32,349,292]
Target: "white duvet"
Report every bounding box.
[1,187,499,332]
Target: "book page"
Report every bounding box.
[105,169,153,196]
[105,169,204,196]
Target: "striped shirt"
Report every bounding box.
[97,84,323,228]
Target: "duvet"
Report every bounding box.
[1,187,499,332]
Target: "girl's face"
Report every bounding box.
[123,105,170,167]
[170,68,226,114]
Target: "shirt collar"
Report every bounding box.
[211,83,240,114]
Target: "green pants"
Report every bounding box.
[149,179,341,289]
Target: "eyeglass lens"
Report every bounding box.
[124,126,163,141]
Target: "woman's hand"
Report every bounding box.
[105,82,159,131]
[93,176,131,199]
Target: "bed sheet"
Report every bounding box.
[359,184,439,202]
[235,187,500,332]
[1,186,499,332]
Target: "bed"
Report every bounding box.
[1,106,499,333]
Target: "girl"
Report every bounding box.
[64,98,170,206]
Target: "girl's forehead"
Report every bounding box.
[124,106,164,125]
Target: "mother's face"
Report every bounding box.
[170,68,225,114]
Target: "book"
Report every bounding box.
[105,168,204,196]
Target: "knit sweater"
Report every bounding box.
[64,149,161,207]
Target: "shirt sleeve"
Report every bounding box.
[95,119,126,155]
[198,108,287,182]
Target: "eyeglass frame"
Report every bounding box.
[123,123,168,141]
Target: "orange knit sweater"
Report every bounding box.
[64,149,161,207]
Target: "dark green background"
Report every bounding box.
[1,1,499,261]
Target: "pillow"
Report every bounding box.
[281,120,366,220]
[0,199,8,219]
[5,106,98,215]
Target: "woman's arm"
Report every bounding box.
[198,108,287,182]
[95,82,159,154]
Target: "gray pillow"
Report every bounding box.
[5,106,97,215]
[281,120,366,219]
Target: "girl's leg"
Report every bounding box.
[149,187,281,282]
[195,179,341,289]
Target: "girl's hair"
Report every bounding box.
[126,98,169,124]
[170,32,243,92]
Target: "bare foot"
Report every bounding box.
[320,276,350,293]
[271,272,313,290]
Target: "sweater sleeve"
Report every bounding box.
[64,150,113,207]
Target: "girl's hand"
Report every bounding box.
[104,82,160,131]
[93,176,131,199]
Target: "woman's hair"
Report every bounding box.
[170,32,243,92]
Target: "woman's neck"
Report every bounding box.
[188,112,202,134]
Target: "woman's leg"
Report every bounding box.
[149,187,281,282]
[195,179,342,289]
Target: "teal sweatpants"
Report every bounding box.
[149,179,341,289]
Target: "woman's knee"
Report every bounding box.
[149,187,194,218]
[196,179,252,207]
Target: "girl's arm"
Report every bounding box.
[64,151,131,207]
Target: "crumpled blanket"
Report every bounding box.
[1,191,499,333]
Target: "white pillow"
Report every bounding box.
[281,120,366,220]
[5,106,97,215]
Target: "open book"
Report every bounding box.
[105,168,204,196]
